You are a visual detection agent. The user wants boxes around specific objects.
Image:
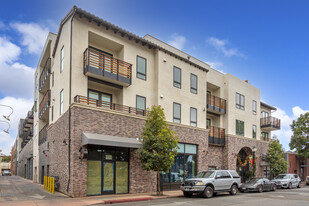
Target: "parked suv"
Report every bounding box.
[271,174,301,189]
[180,170,241,198]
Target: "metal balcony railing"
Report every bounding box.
[260,116,280,130]
[39,58,51,91]
[74,95,146,116]
[207,93,226,114]
[39,90,50,119]
[208,126,225,146]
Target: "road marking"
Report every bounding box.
[269,195,285,198]
[29,194,45,199]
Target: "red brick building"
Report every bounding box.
[284,152,309,181]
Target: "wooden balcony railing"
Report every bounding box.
[260,116,280,130]
[208,126,225,146]
[39,90,50,119]
[83,48,132,85]
[261,136,270,141]
[74,95,146,116]
[207,93,226,114]
[39,125,47,145]
[39,58,51,91]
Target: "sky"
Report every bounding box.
[0,0,308,155]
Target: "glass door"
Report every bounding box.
[102,161,115,194]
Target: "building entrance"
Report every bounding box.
[86,145,129,196]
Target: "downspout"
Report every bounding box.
[67,10,75,194]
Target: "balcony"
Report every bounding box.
[39,58,51,93]
[208,126,225,146]
[39,125,47,146]
[39,90,50,120]
[74,95,146,116]
[260,116,280,131]
[207,93,226,115]
[83,48,132,86]
[261,136,270,142]
[23,107,34,131]
[24,127,33,140]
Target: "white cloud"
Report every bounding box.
[0,96,33,155]
[206,61,226,74]
[0,37,35,98]
[168,33,187,50]
[0,36,21,63]
[11,22,49,54]
[272,106,309,151]
[206,37,244,58]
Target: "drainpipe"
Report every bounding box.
[67,9,75,194]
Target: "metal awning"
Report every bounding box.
[82,133,142,148]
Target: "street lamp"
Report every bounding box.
[0,104,14,121]
[0,120,10,134]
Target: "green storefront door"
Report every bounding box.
[102,161,114,194]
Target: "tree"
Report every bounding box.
[137,105,178,195]
[1,156,11,162]
[289,112,309,158]
[266,140,288,178]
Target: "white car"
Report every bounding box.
[306,176,309,185]
[271,174,301,189]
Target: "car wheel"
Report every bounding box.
[288,183,292,189]
[183,191,192,197]
[258,185,263,193]
[297,182,301,188]
[230,184,238,195]
[272,184,277,191]
[203,186,214,198]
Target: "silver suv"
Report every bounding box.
[271,174,301,189]
[180,170,241,198]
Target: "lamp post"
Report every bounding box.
[0,120,10,134]
[0,104,14,121]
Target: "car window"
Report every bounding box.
[229,171,240,178]
[216,171,223,178]
[196,171,215,178]
[221,171,231,178]
[276,174,290,179]
[294,175,298,178]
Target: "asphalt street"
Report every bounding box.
[109,186,309,206]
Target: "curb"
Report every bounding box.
[103,197,153,204]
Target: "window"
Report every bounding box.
[60,89,63,115]
[173,103,181,123]
[190,107,197,127]
[136,95,146,111]
[34,100,37,112]
[173,66,181,88]
[252,100,257,115]
[229,170,240,178]
[51,106,54,121]
[160,143,197,184]
[252,125,256,139]
[206,118,211,129]
[60,46,64,73]
[261,111,269,118]
[221,171,231,178]
[208,166,216,170]
[35,73,38,90]
[88,90,112,104]
[190,74,197,94]
[236,93,245,110]
[262,132,269,140]
[236,120,244,136]
[52,72,54,87]
[136,56,146,80]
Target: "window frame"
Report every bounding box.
[60,46,64,73]
[136,95,146,111]
[136,55,147,80]
[190,73,198,94]
[252,100,257,115]
[60,89,64,115]
[88,89,113,103]
[236,92,245,110]
[236,119,244,136]
[173,66,181,88]
[190,107,197,127]
[173,102,181,123]
[252,125,257,139]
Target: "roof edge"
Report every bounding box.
[261,101,277,111]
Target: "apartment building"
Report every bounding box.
[16,6,281,197]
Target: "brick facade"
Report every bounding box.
[285,152,309,181]
[46,104,269,197]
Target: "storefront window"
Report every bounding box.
[161,143,197,185]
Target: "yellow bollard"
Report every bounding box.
[44,176,46,190]
[52,177,54,194]
[49,177,51,192]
